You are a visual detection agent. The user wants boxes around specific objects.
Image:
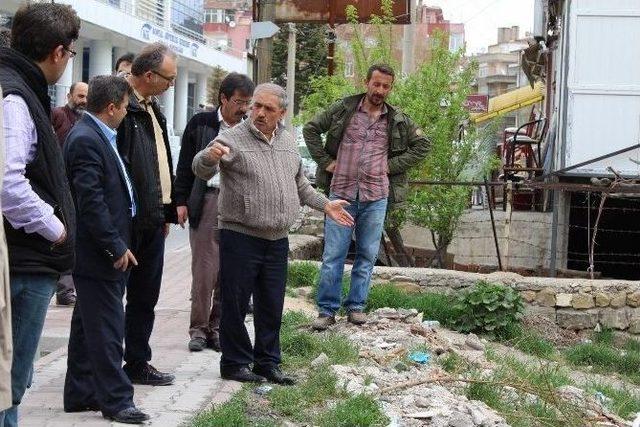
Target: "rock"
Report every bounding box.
[465,334,485,351]
[296,286,313,298]
[447,411,474,427]
[390,275,415,283]
[414,396,430,408]
[393,281,423,294]
[628,319,640,334]
[536,288,557,307]
[394,362,410,372]
[469,406,487,425]
[310,352,329,367]
[364,383,379,395]
[594,292,610,307]
[599,308,629,330]
[610,291,627,308]
[556,293,573,307]
[375,308,401,319]
[520,290,536,303]
[405,411,435,419]
[557,309,598,330]
[628,291,640,308]
[572,293,595,309]
[524,305,557,322]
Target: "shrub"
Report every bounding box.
[452,281,524,336]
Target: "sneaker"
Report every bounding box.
[312,314,336,331]
[188,337,206,352]
[347,310,367,325]
[124,362,175,386]
[206,335,221,352]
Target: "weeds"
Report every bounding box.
[586,382,640,419]
[315,394,389,427]
[287,261,320,289]
[190,390,249,427]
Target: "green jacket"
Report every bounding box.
[303,94,430,208]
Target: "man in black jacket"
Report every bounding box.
[64,75,149,424]
[0,4,80,425]
[175,72,254,352]
[117,42,178,386]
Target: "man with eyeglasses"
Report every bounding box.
[174,72,254,353]
[0,3,80,425]
[116,42,178,387]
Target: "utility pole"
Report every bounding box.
[285,23,296,134]
[401,0,417,76]
[256,0,276,83]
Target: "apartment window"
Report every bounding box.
[478,65,488,78]
[205,9,224,23]
[449,33,464,53]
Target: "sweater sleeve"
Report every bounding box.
[191,140,219,180]
[296,159,329,212]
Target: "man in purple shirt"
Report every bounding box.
[0,4,80,426]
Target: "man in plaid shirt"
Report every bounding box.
[304,64,430,330]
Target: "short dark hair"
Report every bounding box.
[218,72,255,104]
[366,64,395,81]
[115,53,135,72]
[11,3,80,62]
[87,76,131,114]
[131,42,176,76]
[0,28,10,48]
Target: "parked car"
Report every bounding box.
[295,125,317,185]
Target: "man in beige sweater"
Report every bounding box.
[193,83,353,384]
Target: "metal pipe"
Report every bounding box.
[485,179,503,271]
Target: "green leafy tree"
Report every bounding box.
[392,31,499,267]
[272,24,330,116]
[206,66,228,106]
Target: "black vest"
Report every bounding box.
[0,47,76,275]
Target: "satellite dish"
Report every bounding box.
[229,21,236,28]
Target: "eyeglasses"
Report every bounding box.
[64,46,77,58]
[231,98,251,106]
[151,70,176,83]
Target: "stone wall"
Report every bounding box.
[333,264,640,334]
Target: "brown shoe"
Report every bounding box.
[347,310,367,325]
[312,314,336,331]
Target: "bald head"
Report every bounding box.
[67,81,88,112]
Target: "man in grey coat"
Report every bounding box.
[192,83,353,384]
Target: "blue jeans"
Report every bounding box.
[316,195,387,316]
[0,273,57,427]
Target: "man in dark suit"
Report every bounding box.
[63,75,149,424]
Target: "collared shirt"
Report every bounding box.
[133,89,172,204]
[85,112,137,217]
[1,94,64,242]
[206,108,233,188]
[330,99,390,202]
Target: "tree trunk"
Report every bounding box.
[385,226,414,267]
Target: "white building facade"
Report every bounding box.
[1,0,247,137]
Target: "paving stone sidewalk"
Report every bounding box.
[18,227,242,427]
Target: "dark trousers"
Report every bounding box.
[124,225,165,366]
[56,274,75,299]
[64,274,133,417]
[219,229,288,372]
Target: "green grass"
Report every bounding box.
[365,283,457,326]
[315,394,389,427]
[269,368,346,421]
[287,261,320,289]
[279,311,359,368]
[586,382,640,420]
[190,390,250,427]
[564,342,640,383]
[498,324,557,359]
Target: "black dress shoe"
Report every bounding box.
[206,336,221,352]
[124,363,175,386]
[64,402,100,412]
[188,337,206,352]
[221,366,266,383]
[253,366,296,385]
[105,406,150,424]
[56,293,76,306]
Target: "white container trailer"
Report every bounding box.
[556,0,640,177]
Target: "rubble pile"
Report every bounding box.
[321,308,631,427]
